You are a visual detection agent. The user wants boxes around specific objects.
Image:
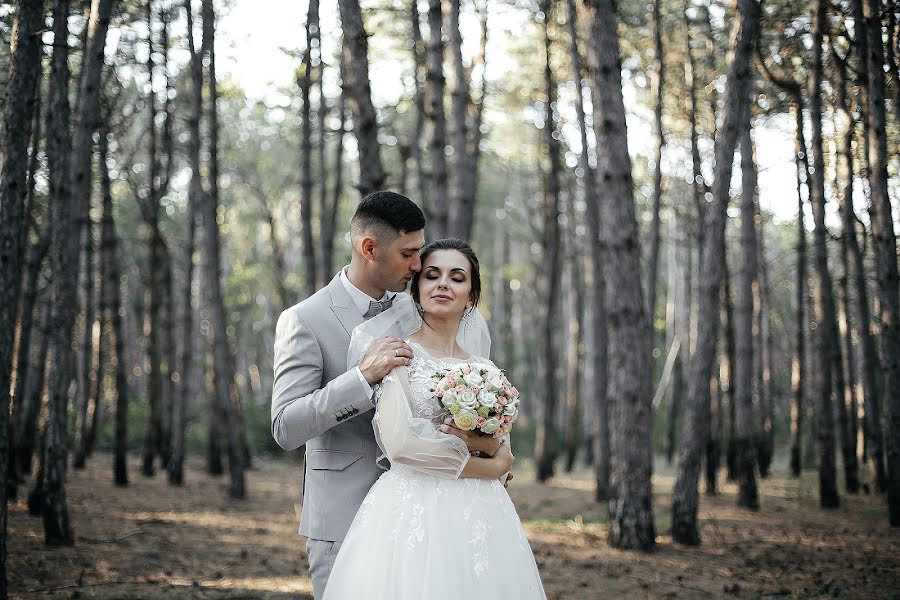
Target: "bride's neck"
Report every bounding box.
[413,314,461,356]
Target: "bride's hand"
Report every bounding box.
[439,419,502,456]
[493,441,515,475]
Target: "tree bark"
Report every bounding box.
[534,0,562,483]
[43,0,76,546]
[409,0,428,209]
[202,0,245,499]
[0,2,45,573]
[861,0,900,524]
[646,0,665,330]
[755,192,774,478]
[808,0,841,508]
[169,0,205,487]
[564,203,585,473]
[584,0,655,551]
[337,0,385,197]
[299,0,318,298]
[424,0,449,238]
[671,0,760,545]
[73,180,97,471]
[321,45,346,282]
[97,120,129,487]
[566,0,610,500]
[734,117,759,508]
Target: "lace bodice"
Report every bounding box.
[370,341,495,479]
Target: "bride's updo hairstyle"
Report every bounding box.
[411,238,482,308]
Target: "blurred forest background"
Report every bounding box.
[1,0,899,597]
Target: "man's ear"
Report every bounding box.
[359,235,377,261]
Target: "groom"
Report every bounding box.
[271,191,425,598]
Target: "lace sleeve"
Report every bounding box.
[373,367,471,479]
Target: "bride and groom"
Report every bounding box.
[271,191,545,599]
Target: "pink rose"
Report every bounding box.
[476,417,486,427]
[470,385,479,393]
[455,385,466,393]
[510,386,520,398]
[436,388,444,397]
[503,415,512,423]
[497,397,508,406]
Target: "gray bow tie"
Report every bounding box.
[364,296,394,318]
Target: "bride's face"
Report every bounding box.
[417,250,473,320]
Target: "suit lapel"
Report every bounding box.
[328,270,364,338]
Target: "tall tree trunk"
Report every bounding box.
[584,0,655,551]
[73,183,97,471]
[564,205,585,473]
[299,0,318,298]
[809,0,841,508]
[409,0,428,210]
[424,0,449,238]
[756,196,775,478]
[19,298,50,481]
[671,0,760,545]
[720,260,736,484]
[861,0,900,524]
[734,118,759,508]
[789,101,809,478]
[321,46,346,282]
[535,0,562,483]
[645,0,665,330]
[836,50,885,492]
[337,0,385,197]
[202,0,245,499]
[43,0,76,546]
[565,0,610,499]
[447,0,469,239]
[99,120,128,487]
[684,0,704,218]
[313,0,326,290]
[170,0,204,487]
[0,1,45,576]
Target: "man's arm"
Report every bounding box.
[271,309,373,450]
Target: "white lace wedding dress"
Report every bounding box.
[322,341,545,599]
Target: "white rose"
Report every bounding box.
[441,389,459,409]
[480,417,502,435]
[453,408,479,431]
[477,390,498,408]
[503,401,518,416]
[458,390,478,409]
[463,370,484,387]
[487,373,505,391]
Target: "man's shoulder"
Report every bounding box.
[282,285,336,322]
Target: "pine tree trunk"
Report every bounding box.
[74,202,97,471]
[564,205,585,473]
[534,0,562,483]
[584,0,655,551]
[43,0,76,546]
[671,0,760,545]
[299,0,318,298]
[734,119,759,509]
[566,0,610,500]
[202,0,245,499]
[646,0,665,330]
[809,0,843,508]
[0,2,45,573]
[789,101,809,478]
[19,300,50,480]
[96,119,128,487]
[756,197,775,478]
[424,0,449,238]
[683,0,704,218]
[409,0,428,210]
[447,0,469,239]
[169,0,204,487]
[861,0,900,524]
[337,0,385,197]
[321,47,346,282]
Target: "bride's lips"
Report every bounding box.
[431,294,453,302]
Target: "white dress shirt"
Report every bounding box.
[340,268,396,395]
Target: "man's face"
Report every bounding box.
[372,229,425,292]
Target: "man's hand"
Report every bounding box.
[493,441,515,477]
[359,337,413,385]
[439,418,503,456]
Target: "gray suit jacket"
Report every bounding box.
[272,271,384,542]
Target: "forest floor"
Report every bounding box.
[8,452,900,599]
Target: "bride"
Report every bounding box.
[322,238,545,599]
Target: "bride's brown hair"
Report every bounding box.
[410,238,482,308]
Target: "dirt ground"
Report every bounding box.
[8,453,900,599]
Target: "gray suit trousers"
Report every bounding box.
[307,538,341,599]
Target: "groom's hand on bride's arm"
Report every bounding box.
[359,337,414,385]
[440,418,503,457]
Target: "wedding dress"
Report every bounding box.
[321,341,545,599]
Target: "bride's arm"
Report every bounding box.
[375,368,512,480]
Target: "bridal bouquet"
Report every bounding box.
[432,364,520,438]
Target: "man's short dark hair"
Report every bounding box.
[350,191,426,242]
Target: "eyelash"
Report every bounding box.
[425,274,464,283]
